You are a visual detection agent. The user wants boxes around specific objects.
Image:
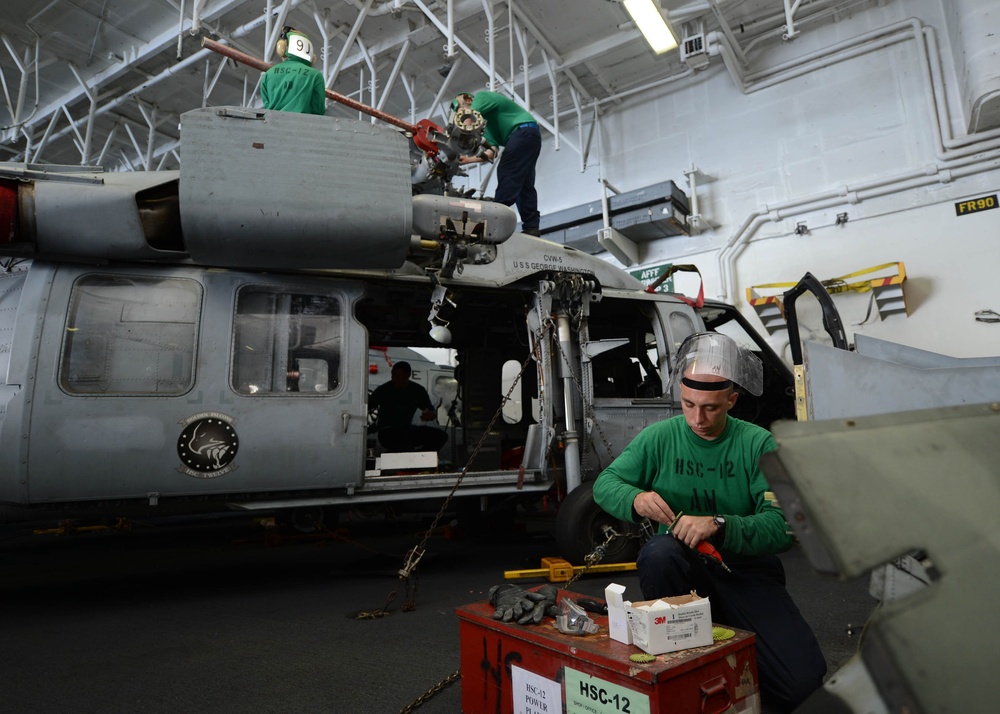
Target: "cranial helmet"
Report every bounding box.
[450,92,474,113]
[667,332,764,396]
[277,26,315,64]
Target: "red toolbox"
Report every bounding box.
[457,590,759,714]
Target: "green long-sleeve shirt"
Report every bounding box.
[593,415,794,558]
[261,56,326,116]
[469,91,536,147]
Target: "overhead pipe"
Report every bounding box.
[400,74,416,124]
[26,109,59,163]
[136,101,158,171]
[921,26,1000,156]
[376,39,410,111]
[327,0,373,89]
[540,48,558,151]
[717,144,1000,303]
[481,0,495,91]
[712,17,1000,301]
[67,64,97,164]
[190,0,209,36]
[408,0,574,152]
[176,0,186,59]
[201,55,228,108]
[122,121,146,171]
[265,0,298,64]
[513,20,530,110]
[23,0,312,162]
[782,0,805,40]
[95,123,118,166]
[507,1,592,107]
[1,34,40,135]
[507,2,514,92]
[310,7,332,90]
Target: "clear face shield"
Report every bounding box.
[667,332,764,396]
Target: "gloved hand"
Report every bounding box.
[488,583,560,625]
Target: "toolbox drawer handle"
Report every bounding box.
[699,675,731,714]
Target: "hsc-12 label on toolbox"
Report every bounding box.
[564,667,650,714]
[511,665,562,714]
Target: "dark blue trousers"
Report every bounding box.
[637,535,827,712]
[495,124,541,231]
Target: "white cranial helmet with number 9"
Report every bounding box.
[668,332,764,396]
[279,27,315,65]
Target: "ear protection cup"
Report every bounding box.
[276,25,292,59]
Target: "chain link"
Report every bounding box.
[355,348,539,622]
[398,670,461,714]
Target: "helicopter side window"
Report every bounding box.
[588,299,664,400]
[232,288,342,395]
[60,274,201,395]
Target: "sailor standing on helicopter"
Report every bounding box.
[261,26,326,115]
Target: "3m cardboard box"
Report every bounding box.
[626,592,713,655]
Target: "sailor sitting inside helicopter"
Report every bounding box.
[368,361,448,454]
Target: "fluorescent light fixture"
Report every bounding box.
[625,0,678,54]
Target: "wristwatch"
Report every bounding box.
[713,515,726,537]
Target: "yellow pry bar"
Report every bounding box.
[503,556,638,583]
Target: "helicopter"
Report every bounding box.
[0,99,793,559]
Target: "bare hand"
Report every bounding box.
[632,491,676,527]
[420,408,436,422]
[671,515,717,549]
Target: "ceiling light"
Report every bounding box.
[624,0,678,55]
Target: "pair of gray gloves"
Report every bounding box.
[488,583,560,625]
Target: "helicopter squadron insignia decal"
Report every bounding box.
[176,412,240,478]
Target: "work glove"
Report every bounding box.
[488,583,560,625]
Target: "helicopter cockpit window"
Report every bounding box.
[588,299,664,400]
[232,288,342,395]
[60,275,201,395]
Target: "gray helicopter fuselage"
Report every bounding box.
[0,107,787,526]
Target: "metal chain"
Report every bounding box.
[355,348,538,622]
[399,670,461,714]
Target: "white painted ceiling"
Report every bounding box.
[0,1,818,170]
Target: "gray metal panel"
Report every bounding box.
[612,202,688,241]
[609,180,689,215]
[855,333,1000,368]
[21,264,369,504]
[179,107,412,270]
[539,180,690,233]
[763,405,1000,713]
[803,340,1000,420]
[539,199,604,233]
[33,171,185,261]
[561,220,603,253]
[0,270,25,385]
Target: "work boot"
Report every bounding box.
[523,227,541,237]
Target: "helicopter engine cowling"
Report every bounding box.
[0,108,416,271]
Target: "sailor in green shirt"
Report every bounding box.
[594,332,826,712]
[452,91,541,235]
[261,27,326,116]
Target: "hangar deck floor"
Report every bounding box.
[2,510,875,713]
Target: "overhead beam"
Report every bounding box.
[6,0,250,145]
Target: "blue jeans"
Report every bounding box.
[495,124,541,231]
[638,534,827,712]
